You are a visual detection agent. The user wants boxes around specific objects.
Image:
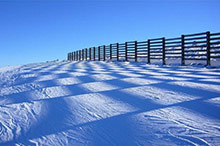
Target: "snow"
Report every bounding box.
[0,61,220,146]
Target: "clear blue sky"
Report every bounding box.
[0,0,219,67]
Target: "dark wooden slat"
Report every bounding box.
[184,40,207,45]
[137,44,147,47]
[184,44,207,48]
[150,57,163,59]
[165,37,181,41]
[210,42,220,45]
[166,56,182,58]
[149,40,162,44]
[210,32,220,36]
[165,44,181,48]
[150,37,163,41]
[184,32,206,37]
[184,49,207,53]
[165,52,181,55]
[210,37,220,41]
[211,56,220,58]
[185,58,206,60]
[137,41,147,44]
[184,36,206,41]
[185,54,207,57]
[150,44,163,47]
[165,41,181,45]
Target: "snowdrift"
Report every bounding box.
[0,61,220,145]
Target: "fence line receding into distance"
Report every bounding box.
[67,31,220,66]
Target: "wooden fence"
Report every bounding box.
[67,31,220,66]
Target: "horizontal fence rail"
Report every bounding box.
[67,31,220,66]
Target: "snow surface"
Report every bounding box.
[0,61,220,146]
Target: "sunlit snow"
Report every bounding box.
[0,61,220,145]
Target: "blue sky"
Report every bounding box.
[0,0,219,67]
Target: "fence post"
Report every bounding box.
[78,51,80,61]
[76,51,78,61]
[83,49,85,60]
[110,44,112,60]
[103,45,106,61]
[71,52,74,61]
[125,42,128,61]
[85,48,87,61]
[98,46,101,61]
[79,51,81,61]
[78,50,80,61]
[81,50,83,60]
[162,37,166,65]
[79,50,81,61]
[93,47,96,61]
[135,41,138,62]
[89,48,91,60]
[117,43,119,61]
[82,49,84,60]
[206,31,211,66]
[181,35,185,65]
[148,39,150,64]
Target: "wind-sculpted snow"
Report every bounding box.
[0,61,220,146]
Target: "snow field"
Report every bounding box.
[0,61,220,145]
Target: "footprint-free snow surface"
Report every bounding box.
[0,61,220,146]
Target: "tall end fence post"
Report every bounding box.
[162,37,166,65]
[147,39,150,64]
[85,48,87,61]
[125,42,128,61]
[103,45,106,61]
[93,47,96,61]
[89,48,91,60]
[117,43,119,61]
[181,35,185,65]
[110,44,112,60]
[98,46,101,61]
[135,41,138,62]
[206,31,211,66]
